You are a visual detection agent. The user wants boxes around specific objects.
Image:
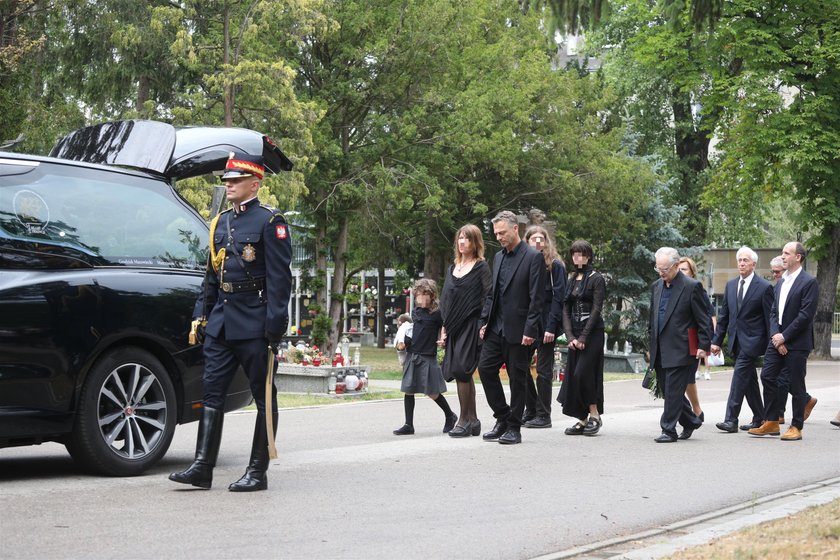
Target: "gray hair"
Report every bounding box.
[491,210,518,227]
[654,247,680,266]
[736,246,759,264]
[770,256,784,268]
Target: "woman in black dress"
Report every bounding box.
[440,224,492,437]
[557,239,606,436]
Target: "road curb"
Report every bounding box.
[533,476,840,560]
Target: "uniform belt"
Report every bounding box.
[221,278,265,293]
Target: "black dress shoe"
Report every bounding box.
[443,413,458,433]
[740,421,761,431]
[393,424,415,435]
[698,411,705,423]
[654,433,677,443]
[522,413,536,424]
[564,422,586,435]
[583,417,602,436]
[716,421,738,433]
[498,429,522,445]
[678,427,695,440]
[524,416,552,429]
[448,424,469,438]
[482,420,507,441]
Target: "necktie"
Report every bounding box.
[737,278,745,312]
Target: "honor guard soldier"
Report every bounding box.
[170,152,292,492]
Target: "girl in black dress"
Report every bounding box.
[557,239,606,436]
[440,224,492,437]
[393,279,458,435]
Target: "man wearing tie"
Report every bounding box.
[478,211,545,445]
[749,242,819,441]
[712,247,774,433]
[648,247,712,443]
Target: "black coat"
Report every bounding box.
[481,240,545,344]
[712,274,774,358]
[195,197,292,341]
[648,271,712,368]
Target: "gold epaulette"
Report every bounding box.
[208,212,227,273]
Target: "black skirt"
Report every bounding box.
[442,318,482,383]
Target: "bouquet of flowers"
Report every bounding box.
[285,344,325,366]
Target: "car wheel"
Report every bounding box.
[68,348,177,476]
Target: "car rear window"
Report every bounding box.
[0,160,207,269]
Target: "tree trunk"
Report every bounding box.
[136,75,149,113]
[422,209,445,283]
[326,215,349,357]
[812,221,840,359]
[376,266,385,348]
[222,3,234,127]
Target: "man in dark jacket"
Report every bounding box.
[648,247,712,443]
[712,246,774,433]
[478,211,545,445]
[170,152,292,491]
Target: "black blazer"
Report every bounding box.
[481,240,545,344]
[542,260,566,336]
[770,269,818,351]
[648,271,712,368]
[712,274,773,358]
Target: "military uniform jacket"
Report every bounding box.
[194,197,292,341]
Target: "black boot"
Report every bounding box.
[169,406,224,489]
[229,411,276,492]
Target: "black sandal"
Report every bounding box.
[583,417,602,436]
[564,421,586,435]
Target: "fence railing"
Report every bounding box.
[834,312,840,335]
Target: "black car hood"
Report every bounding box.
[50,120,293,180]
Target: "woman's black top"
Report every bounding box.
[440,260,492,337]
[562,266,606,344]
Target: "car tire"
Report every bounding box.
[67,348,177,476]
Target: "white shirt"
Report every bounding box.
[737,272,754,304]
[777,266,802,325]
[394,322,412,347]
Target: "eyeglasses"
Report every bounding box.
[771,269,783,276]
[653,263,676,274]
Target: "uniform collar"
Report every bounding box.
[232,197,259,214]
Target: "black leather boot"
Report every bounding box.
[229,411,276,492]
[169,406,224,489]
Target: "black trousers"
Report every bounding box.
[525,340,556,418]
[760,345,809,429]
[478,329,531,430]
[203,333,278,417]
[723,342,764,424]
[655,359,700,438]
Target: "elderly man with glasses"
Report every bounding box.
[648,247,712,443]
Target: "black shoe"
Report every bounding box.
[228,411,275,492]
[482,420,507,441]
[654,433,678,443]
[443,413,458,433]
[169,406,224,489]
[698,411,705,423]
[716,421,738,433]
[740,421,761,431]
[524,416,552,429]
[564,421,586,435]
[678,427,695,440]
[448,424,470,438]
[583,417,602,436]
[522,412,536,424]
[228,468,268,492]
[470,420,481,436]
[393,424,415,435]
[498,429,522,445]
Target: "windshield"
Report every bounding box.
[0,160,207,269]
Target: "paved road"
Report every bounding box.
[1,362,838,560]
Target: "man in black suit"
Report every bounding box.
[648,247,712,443]
[712,247,774,433]
[478,211,545,445]
[749,241,819,441]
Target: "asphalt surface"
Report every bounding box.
[1,361,838,560]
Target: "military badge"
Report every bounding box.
[242,243,257,262]
[276,225,287,239]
